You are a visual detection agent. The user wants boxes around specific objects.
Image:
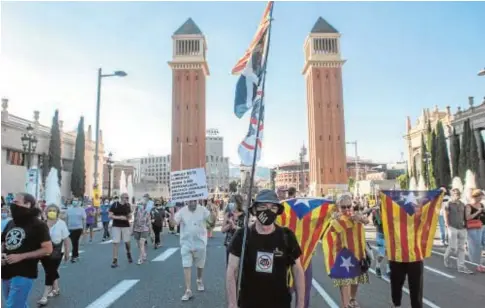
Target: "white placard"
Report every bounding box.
[170,168,209,203]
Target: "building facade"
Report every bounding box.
[275,158,382,194]
[1,98,104,198]
[404,106,453,175]
[169,18,209,173]
[205,129,229,192]
[303,17,348,196]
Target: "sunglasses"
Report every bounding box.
[340,205,352,210]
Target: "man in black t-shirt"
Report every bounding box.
[226,189,305,308]
[1,193,52,307]
[109,193,133,268]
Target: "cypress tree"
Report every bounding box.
[458,120,469,179]
[48,110,62,185]
[426,121,436,188]
[450,127,460,178]
[477,133,485,189]
[420,134,429,187]
[71,117,86,198]
[431,129,438,188]
[436,121,451,188]
[469,127,479,176]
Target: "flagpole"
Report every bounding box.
[236,2,274,299]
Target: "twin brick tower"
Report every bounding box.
[170,17,347,195]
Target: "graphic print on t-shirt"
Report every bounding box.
[5,227,26,250]
[256,251,274,273]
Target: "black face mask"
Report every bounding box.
[10,203,37,222]
[255,209,277,226]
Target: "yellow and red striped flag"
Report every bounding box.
[321,215,366,278]
[231,1,274,75]
[276,198,333,271]
[380,189,444,262]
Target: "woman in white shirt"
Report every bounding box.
[38,204,71,306]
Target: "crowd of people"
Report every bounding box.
[1,185,484,308]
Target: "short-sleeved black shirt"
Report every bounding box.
[229,225,302,308]
[109,202,132,228]
[1,218,51,279]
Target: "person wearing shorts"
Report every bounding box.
[109,193,133,268]
[132,199,152,265]
[172,200,210,301]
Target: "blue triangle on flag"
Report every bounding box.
[329,247,361,279]
[285,198,331,219]
[382,189,442,216]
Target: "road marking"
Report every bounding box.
[368,269,440,308]
[311,279,339,308]
[101,240,113,244]
[431,250,480,266]
[369,245,454,279]
[152,247,179,262]
[85,279,139,308]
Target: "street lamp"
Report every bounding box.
[299,144,307,193]
[477,68,485,77]
[93,68,127,190]
[21,124,38,169]
[107,152,114,199]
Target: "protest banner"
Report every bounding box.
[170,168,209,202]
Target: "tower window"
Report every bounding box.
[320,168,323,174]
[329,135,331,141]
[336,104,339,109]
[330,168,333,173]
[186,137,189,142]
[339,168,342,173]
[186,104,188,110]
[319,135,322,141]
[327,103,330,109]
[186,75,189,81]
[337,136,340,141]
[177,137,179,142]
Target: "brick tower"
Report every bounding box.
[303,17,347,196]
[169,18,209,172]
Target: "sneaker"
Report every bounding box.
[349,298,360,308]
[196,279,205,292]
[111,259,118,268]
[137,259,143,265]
[181,289,193,301]
[375,267,382,278]
[127,253,133,263]
[457,267,473,274]
[37,297,48,306]
[48,288,60,297]
[477,265,485,273]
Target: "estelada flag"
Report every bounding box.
[276,198,333,271]
[321,215,366,279]
[380,189,444,262]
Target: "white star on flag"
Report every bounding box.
[294,199,311,208]
[340,256,355,272]
[404,192,417,206]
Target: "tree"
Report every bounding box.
[470,128,480,176]
[450,127,460,178]
[397,172,409,189]
[229,180,238,193]
[458,120,470,179]
[436,121,451,188]
[71,117,86,198]
[420,134,429,187]
[348,177,355,191]
[426,121,436,188]
[477,133,485,189]
[48,110,62,185]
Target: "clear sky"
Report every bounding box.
[1,1,484,167]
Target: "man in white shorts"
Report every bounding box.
[172,200,210,301]
[109,193,133,268]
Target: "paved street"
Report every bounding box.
[9,226,484,308]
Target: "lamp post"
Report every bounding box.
[107,152,114,199]
[299,144,307,193]
[21,124,38,169]
[93,68,127,190]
